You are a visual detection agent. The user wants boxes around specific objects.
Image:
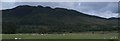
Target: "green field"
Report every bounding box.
[2,33,118,39]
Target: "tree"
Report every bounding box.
[2,22,17,34]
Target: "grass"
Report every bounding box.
[2,33,118,39]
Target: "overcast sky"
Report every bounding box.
[0,2,119,18]
[1,0,119,2]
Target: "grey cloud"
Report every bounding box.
[1,2,16,9]
[75,2,118,18]
[1,2,118,18]
[15,2,59,7]
[99,2,118,13]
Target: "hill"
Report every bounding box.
[2,5,119,34]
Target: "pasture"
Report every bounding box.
[2,33,118,39]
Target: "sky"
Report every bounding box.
[1,0,119,2]
[0,1,119,18]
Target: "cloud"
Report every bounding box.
[1,2,16,10]
[0,3,2,10]
[75,2,118,18]
[57,2,75,9]
[1,0,16,2]
[100,2,118,13]
[84,11,118,18]
[1,0,119,2]
[15,2,59,7]
[1,2,118,18]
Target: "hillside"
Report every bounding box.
[2,5,119,34]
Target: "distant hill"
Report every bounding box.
[2,5,119,34]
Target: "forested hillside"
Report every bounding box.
[2,5,119,34]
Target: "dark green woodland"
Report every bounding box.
[2,5,119,34]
